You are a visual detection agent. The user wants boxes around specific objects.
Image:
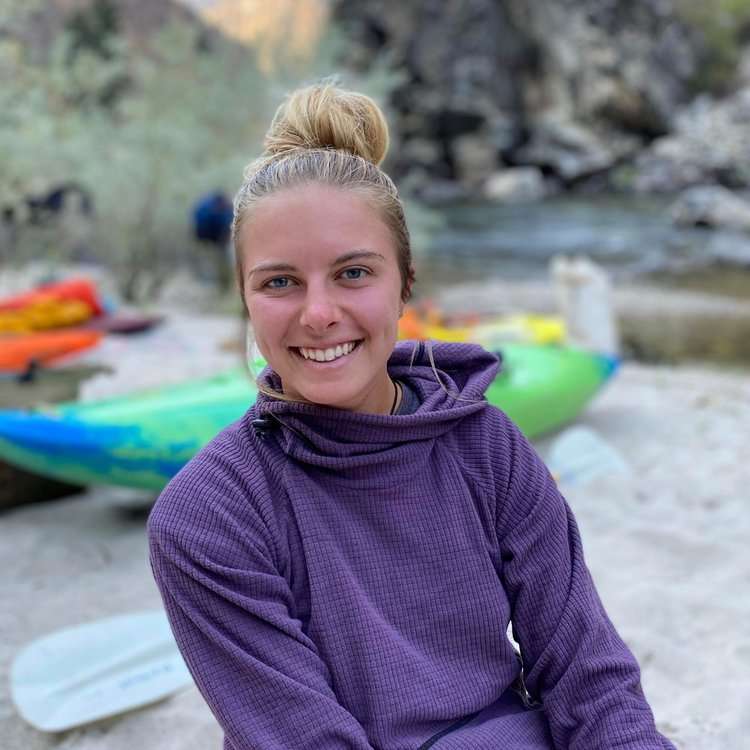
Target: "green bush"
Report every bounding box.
[676,0,750,93]
[0,3,425,302]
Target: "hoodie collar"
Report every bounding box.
[251,340,501,472]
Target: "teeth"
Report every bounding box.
[299,341,358,362]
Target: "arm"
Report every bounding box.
[147,467,375,750]
[491,409,675,750]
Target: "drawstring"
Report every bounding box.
[252,411,319,451]
[251,415,276,440]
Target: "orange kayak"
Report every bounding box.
[0,298,94,334]
[0,278,103,316]
[0,330,102,373]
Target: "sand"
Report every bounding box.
[1,304,748,748]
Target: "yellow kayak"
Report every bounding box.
[398,307,565,346]
[0,298,94,334]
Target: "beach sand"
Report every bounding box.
[1,307,748,748]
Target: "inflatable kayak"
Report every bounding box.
[398,308,565,346]
[0,330,103,373]
[0,277,103,315]
[0,344,617,491]
[0,298,94,334]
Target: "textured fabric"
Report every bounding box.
[395,378,420,416]
[148,340,675,750]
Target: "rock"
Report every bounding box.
[634,89,750,192]
[452,134,500,185]
[333,0,698,189]
[737,43,750,88]
[486,113,522,153]
[521,2,696,134]
[632,136,710,193]
[705,231,750,267]
[410,176,473,205]
[513,119,618,182]
[484,167,549,203]
[670,186,750,231]
[399,138,442,171]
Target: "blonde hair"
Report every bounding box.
[233,80,414,304]
[235,80,474,406]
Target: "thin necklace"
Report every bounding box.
[389,379,402,415]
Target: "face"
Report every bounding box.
[239,183,408,414]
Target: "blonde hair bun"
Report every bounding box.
[263,81,389,166]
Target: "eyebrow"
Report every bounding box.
[248,250,386,277]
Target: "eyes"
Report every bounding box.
[263,267,370,290]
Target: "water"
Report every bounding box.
[416,193,750,294]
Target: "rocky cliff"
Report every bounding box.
[332,0,712,199]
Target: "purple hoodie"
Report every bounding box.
[148,340,675,749]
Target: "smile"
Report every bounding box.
[292,340,363,363]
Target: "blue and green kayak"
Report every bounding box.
[0,344,617,491]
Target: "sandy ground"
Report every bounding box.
[1,302,749,748]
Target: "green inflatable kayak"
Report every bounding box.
[0,344,617,491]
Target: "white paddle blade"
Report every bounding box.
[10,610,193,732]
[547,426,630,487]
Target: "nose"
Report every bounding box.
[298,285,342,333]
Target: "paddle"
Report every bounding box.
[546,425,630,487]
[10,610,193,732]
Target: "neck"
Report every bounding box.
[278,370,398,415]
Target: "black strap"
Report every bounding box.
[416,710,481,750]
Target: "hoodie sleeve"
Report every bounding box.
[147,461,376,750]
[489,408,675,750]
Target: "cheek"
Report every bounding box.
[246,298,287,346]
[355,292,400,334]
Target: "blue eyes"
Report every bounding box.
[341,268,367,280]
[263,268,369,289]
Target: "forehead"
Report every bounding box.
[239,183,396,266]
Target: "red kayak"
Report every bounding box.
[0,330,103,373]
[0,278,103,316]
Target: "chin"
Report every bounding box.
[298,386,355,408]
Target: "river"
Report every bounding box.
[416,193,750,297]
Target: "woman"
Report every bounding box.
[148,82,675,749]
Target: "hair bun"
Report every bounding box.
[263,81,389,166]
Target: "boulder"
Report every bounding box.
[452,134,500,185]
[332,0,698,189]
[410,175,473,205]
[399,138,442,172]
[513,118,639,182]
[670,185,750,232]
[483,167,549,203]
[634,89,750,192]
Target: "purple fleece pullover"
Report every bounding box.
[148,340,675,750]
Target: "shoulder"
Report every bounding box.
[449,402,551,506]
[447,402,517,474]
[147,408,282,558]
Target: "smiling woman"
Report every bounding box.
[238,182,406,413]
[231,82,416,413]
[147,81,677,750]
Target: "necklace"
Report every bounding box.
[389,379,402,415]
